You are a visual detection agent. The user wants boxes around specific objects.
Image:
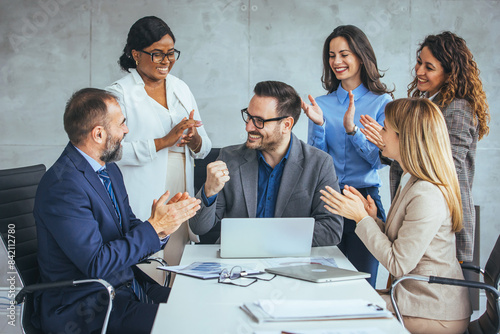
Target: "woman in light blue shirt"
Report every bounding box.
[302,25,393,287]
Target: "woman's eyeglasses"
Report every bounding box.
[218,266,276,287]
[139,49,181,63]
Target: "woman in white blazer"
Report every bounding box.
[106,16,212,274]
[321,98,471,334]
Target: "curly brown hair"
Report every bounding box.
[407,31,490,140]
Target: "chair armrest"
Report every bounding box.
[139,256,170,287]
[460,263,485,276]
[15,278,115,334]
[390,274,500,330]
[141,256,168,267]
[428,276,500,298]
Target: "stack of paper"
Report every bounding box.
[241,299,392,323]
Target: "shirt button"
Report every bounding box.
[268,197,271,200]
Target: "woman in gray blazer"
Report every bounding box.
[361,31,490,263]
[321,98,471,334]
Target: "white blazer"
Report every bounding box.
[106,70,212,220]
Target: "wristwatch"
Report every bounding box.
[346,125,358,136]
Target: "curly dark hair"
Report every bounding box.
[321,25,393,96]
[408,31,490,140]
[118,16,175,72]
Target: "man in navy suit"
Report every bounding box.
[33,88,200,334]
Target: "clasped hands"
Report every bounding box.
[156,109,203,152]
[320,185,377,224]
[148,191,201,238]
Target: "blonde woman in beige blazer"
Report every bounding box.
[321,98,471,334]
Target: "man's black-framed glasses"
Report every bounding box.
[218,266,276,287]
[241,108,288,129]
[139,49,181,63]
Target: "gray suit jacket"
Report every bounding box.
[356,176,471,320]
[189,134,343,246]
[389,96,477,262]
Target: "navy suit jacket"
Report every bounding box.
[33,143,161,332]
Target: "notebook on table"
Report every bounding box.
[265,263,370,283]
[219,217,314,258]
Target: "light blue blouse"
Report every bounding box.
[308,84,391,188]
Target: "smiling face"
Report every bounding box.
[379,120,400,162]
[100,99,129,163]
[132,33,175,84]
[245,95,285,153]
[415,46,448,97]
[329,37,362,90]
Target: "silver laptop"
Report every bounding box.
[219,217,314,258]
[265,264,371,283]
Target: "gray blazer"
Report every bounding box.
[389,96,477,262]
[189,133,343,246]
[356,176,471,320]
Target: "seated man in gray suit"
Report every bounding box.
[189,81,343,246]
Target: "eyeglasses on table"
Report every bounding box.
[218,266,276,287]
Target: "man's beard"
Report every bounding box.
[100,134,123,163]
[245,130,282,152]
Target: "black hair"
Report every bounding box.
[118,16,175,72]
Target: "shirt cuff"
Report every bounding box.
[159,235,170,246]
[201,185,217,207]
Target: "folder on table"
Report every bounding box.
[240,299,392,324]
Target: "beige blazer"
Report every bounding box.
[356,175,471,320]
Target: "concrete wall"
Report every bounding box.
[1,0,499,270]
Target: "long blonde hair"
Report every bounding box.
[385,98,463,231]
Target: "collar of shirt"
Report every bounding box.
[130,68,147,87]
[336,83,369,104]
[73,144,106,172]
[256,135,293,217]
[257,134,293,167]
[428,91,439,101]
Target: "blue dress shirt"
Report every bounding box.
[308,84,391,188]
[256,135,292,217]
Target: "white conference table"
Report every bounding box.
[152,245,409,334]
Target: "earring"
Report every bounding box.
[135,60,139,66]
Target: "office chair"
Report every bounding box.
[194,148,221,244]
[390,235,500,334]
[0,164,115,334]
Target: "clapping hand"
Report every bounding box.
[343,90,356,133]
[359,114,385,149]
[179,110,203,152]
[148,191,201,237]
[320,185,372,223]
[301,95,324,126]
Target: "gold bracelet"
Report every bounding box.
[191,139,202,152]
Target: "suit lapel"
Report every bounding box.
[385,175,418,232]
[240,149,259,218]
[66,144,123,235]
[107,166,127,233]
[274,134,303,217]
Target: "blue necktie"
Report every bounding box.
[97,169,150,303]
[96,168,122,226]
